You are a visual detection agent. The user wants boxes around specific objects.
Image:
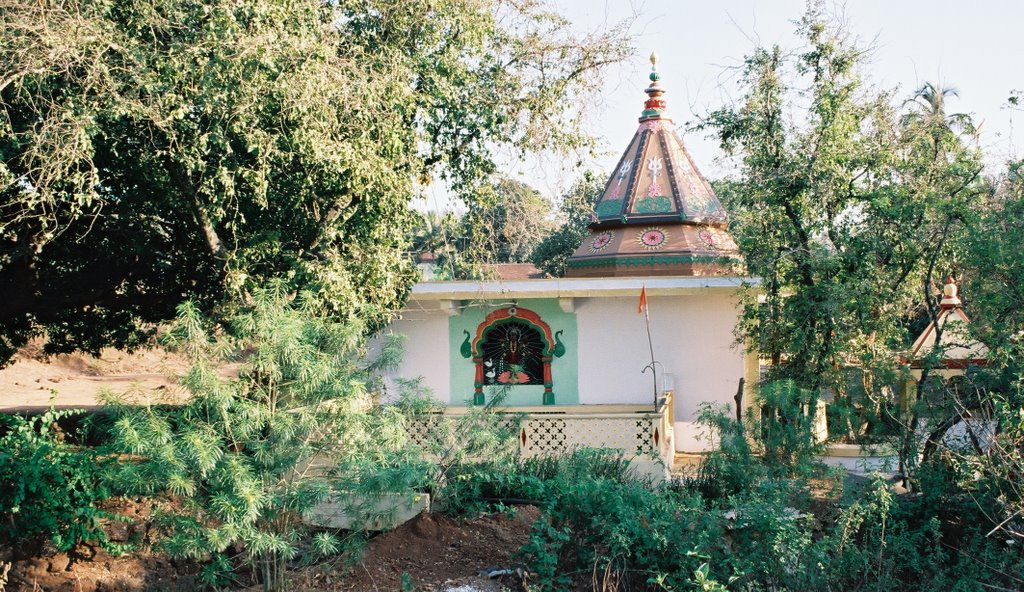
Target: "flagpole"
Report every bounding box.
[640,284,658,407]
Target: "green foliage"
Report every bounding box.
[687,404,766,501]
[703,3,990,490]
[704,3,983,426]
[517,451,724,591]
[409,211,473,280]
[531,172,603,277]
[463,177,555,268]
[821,477,942,590]
[754,380,825,472]
[963,161,1024,360]
[442,449,634,518]
[0,409,114,552]
[387,381,522,511]
[511,416,1023,591]
[0,0,631,364]
[408,171,603,280]
[106,285,408,591]
[957,161,1024,546]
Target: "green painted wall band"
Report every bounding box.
[567,254,739,268]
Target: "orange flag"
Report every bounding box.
[638,285,647,314]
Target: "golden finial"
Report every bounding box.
[940,275,961,309]
[641,50,666,120]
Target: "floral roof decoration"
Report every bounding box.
[567,53,743,278]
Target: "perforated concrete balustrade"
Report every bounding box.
[406,401,675,483]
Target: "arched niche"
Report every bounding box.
[459,306,565,405]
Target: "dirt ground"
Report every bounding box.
[316,507,539,592]
[1,497,201,592]
[1,501,539,592]
[0,342,191,411]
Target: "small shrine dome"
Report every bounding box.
[907,276,988,369]
[566,53,743,277]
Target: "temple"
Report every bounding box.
[906,276,988,372]
[385,55,757,479]
[566,53,742,278]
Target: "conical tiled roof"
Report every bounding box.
[566,54,742,277]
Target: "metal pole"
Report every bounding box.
[643,287,658,407]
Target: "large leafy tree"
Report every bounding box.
[704,5,984,467]
[959,160,1024,537]
[0,0,630,363]
[531,171,602,277]
[463,176,555,267]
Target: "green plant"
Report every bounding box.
[689,562,737,592]
[106,286,408,591]
[0,409,114,552]
[752,380,825,475]
[516,450,723,591]
[686,403,766,502]
[389,381,522,514]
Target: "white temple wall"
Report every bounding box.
[384,290,747,453]
[574,293,746,452]
[382,307,451,404]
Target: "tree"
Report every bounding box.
[0,0,631,364]
[963,163,1024,356]
[958,160,1024,540]
[408,210,471,280]
[905,82,974,133]
[531,172,602,277]
[462,176,555,268]
[703,4,984,470]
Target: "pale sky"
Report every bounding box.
[422,0,1023,209]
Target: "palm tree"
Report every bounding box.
[909,82,973,131]
[409,211,449,257]
[903,81,975,156]
[409,210,468,279]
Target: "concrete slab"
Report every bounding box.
[304,492,431,531]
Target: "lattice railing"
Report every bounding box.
[406,405,673,466]
[519,416,658,458]
[404,413,521,453]
[406,414,443,449]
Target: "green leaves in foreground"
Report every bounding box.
[0,409,115,552]
[105,286,410,590]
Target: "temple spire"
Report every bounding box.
[907,274,987,367]
[641,51,669,121]
[566,52,742,278]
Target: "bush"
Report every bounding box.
[388,383,523,516]
[0,409,114,552]
[512,450,726,591]
[684,403,767,503]
[441,448,636,518]
[755,380,825,474]
[509,408,1024,591]
[106,287,410,591]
